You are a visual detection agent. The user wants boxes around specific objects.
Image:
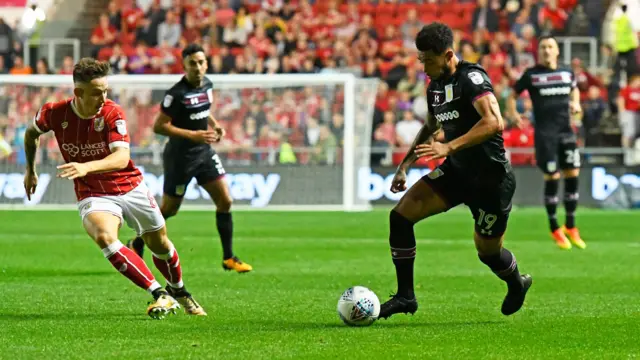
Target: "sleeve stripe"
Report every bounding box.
[109,141,130,151]
[32,116,45,134]
[472,91,492,103]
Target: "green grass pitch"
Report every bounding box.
[0,208,639,359]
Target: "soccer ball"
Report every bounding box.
[337,286,380,326]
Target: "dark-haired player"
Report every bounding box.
[23,58,205,318]
[127,44,253,273]
[508,36,586,250]
[378,23,532,320]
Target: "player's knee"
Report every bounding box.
[93,230,118,248]
[473,232,504,256]
[543,172,561,180]
[562,169,579,178]
[215,195,233,212]
[160,204,179,219]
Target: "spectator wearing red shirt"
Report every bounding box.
[249,27,272,59]
[538,0,568,35]
[90,13,118,58]
[617,75,640,165]
[571,58,602,101]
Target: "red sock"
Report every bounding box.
[152,247,183,289]
[103,241,161,293]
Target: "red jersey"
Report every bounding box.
[620,86,640,111]
[33,98,143,201]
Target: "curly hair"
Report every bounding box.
[415,22,454,55]
[73,58,111,84]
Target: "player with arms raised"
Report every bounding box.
[508,36,586,250]
[23,58,206,319]
[126,44,252,273]
[378,23,532,320]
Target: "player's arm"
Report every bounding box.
[446,93,504,154]
[24,105,51,200]
[24,125,42,174]
[569,86,582,115]
[398,113,440,172]
[508,70,529,127]
[208,114,225,140]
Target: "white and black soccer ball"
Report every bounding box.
[337,286,380,326]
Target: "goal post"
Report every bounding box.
[0,74,379,211]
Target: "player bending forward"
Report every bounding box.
[23,58,206,319]
[127,44,252,273]
[508,36,586,250]
[378,23,532,320]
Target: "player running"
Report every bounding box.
[508,36,586,250]
[23,58,206,319]
[126,44,252,273]
[378,23,532,320]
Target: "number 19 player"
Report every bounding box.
[127,44,252,273]
[378,23,532,320]
[508,36,586,250]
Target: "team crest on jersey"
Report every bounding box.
[206,88,213,103]
[61,121,68,129]
[163,94,174,108]
[468,72,484,85]
[93,117,104,132]
[115,120,127,135]
[445,84,454,102]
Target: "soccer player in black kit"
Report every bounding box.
[378,23,532,320]
[508,36,586,250]
[127,44,253,273]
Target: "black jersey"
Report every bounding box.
[513,65,577,136]
[160,76,214,155]
[428,61,510,177]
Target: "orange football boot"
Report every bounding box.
[562,226,586,249]
[223,256,253,273]
[551,228,572,250]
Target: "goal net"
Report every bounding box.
[0,74,379,211]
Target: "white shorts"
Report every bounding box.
[77,182,165,236]
[620,110,640,139]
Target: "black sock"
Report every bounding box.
[479,248,523,291]
[132,236,144,249]
[151,287,168,300]
[544,179,560,231]
[564,176,579,229]
[216,212,234,260]
[389,210,416,299]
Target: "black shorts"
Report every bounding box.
[535,133,580,174]
[163,148,226,197]
[421,161,516,237]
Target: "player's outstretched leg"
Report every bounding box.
[379,180,449,320]
[561,169,586,249]
[83,212,178,319]
[475,233,532,316]
[544,173,572,249]
[202,178,252,273]
[142,226,207,316]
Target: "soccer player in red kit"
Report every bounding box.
[22,58,206,319]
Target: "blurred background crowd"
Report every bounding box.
[0,0,638,167]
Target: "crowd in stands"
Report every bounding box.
[0,0,638,167]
